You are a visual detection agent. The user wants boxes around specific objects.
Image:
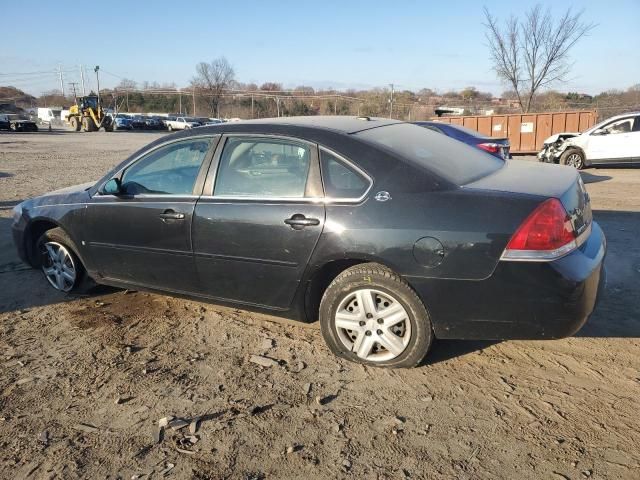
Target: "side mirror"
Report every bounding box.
[592,129,608,136]
[102,178,122,195]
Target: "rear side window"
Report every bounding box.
[214,137,311,198]
[356,123,503,185]
[320,150,370,199]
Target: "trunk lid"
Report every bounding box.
[465,161,591,236]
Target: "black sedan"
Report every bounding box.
[4,114,39,132]
[414,121,511,160]
[11,117,605,368]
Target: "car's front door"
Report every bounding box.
[586,116,636,162]
[192,135,325,310]
[83,135,218,291]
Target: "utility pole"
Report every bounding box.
[125,90,129,112]
[69,82,78,99]
[178,90,182,114]
[251,94,254,119]
[192,88,196,116]
[79,65,86,96]
[275,96,280,117]
[94,66,100,106]
[334,95,337,115]
[389,83,394,119]
[58,64,65,97]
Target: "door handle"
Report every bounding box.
[159,210,185,220]
[284,214,320,230]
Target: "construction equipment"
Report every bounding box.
[66,95,113,132]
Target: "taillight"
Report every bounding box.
[501,198,578,261]
[477,143,501,153]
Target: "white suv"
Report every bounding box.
[539,112,640,169]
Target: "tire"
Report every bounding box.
[70,117,81,131]
[168,124,173,131]
[560,148,586,170]
[319,263,433,368]
[35,227,89,293]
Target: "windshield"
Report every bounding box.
[355,123,503,185]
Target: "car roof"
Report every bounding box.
[233,116,403,134]
[605,111,640,121]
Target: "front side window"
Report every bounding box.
[121,137,212,195]
[600,118,634,135]
[320,150,369,199]
[214,137,311,198]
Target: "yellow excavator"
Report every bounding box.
[67,95,113,132]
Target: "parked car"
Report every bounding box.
[201,118,224,126]
[112,114,132,131]
[166,116,200,131]
[11,117,605,368]
[161,116,176,127]
[144,116,163,130]
[0,114,11,130]
[130,115,147,129]
[3,114,38,132]
[538,112,640,169]
[414,121,511,160]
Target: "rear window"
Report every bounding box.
[442,123,490,139]
[355,123,503,185]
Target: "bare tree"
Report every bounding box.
[116,78,137,91]
[484,4,595,113]
[192,57,235,117]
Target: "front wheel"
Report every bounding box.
[70,117,81,131]
[560,149,586,170]
[36,228,87,293]
[319,263,433,368]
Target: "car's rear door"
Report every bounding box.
[83,135,218,291]
[192,134,325,310]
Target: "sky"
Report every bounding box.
[1,0,639,96]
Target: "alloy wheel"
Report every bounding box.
[41,242,76,292]
[334,288,411,362]
[567,152,583,169]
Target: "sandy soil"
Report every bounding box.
[0,129,639,479]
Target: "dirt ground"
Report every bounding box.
[0,129,638,480]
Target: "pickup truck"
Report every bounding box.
[166,117,201,131]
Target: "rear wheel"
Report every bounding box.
[70,117,81,131]
[36,228,87,293]
[319,263,433,368]
[82,116,95,132]
[560,149,585,170]
[168,124,173,131]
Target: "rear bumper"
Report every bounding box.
[410,221,606,340]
